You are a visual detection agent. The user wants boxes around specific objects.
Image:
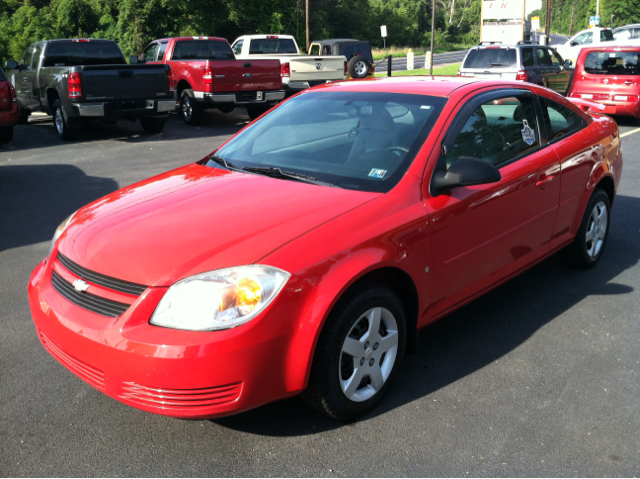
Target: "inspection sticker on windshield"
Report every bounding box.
[521,119,536,146]
[368,168,387,179]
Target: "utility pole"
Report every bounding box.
[306,0,309,52]
[596,0,600,17]
[429,0,436,75]
[545,0,551,45]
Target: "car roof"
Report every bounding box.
[155,36,228,42]
[579,45,640,52]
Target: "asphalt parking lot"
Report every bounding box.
[1,108,639,476]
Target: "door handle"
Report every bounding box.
[536,175,555,188]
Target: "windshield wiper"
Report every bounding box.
[208,155,242,171]
[242,166,334,187]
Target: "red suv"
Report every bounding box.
[568,45,640,117]
[0,66,19,143]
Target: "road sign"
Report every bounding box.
[380,25,387,38]
[407,50,414,70]
[589,16,600,26]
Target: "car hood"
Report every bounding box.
[58,163,379,287]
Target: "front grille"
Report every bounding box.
[57,253,147,295]
[51,270,130,317]
[120,382,243,409]
[39,331,106,391]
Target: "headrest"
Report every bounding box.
[360,105,395,131]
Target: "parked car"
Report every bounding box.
[0,66,19,143]
[4,39,176,140]
[139,36,285,123]
[612,24,640,42]
[29,76,621,421]
[555,28,615,63]
[568,45,640,117]
[308,39,374,78]
[231,34,347,94]
[458,42,573,94]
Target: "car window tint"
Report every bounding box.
[522,48,534,67]
[583,32,593,44]
[549,50,563,66]
[173,40,234,60]
[249,38,298,54]
[536,48,552,66]
[601,30,614,42]
[20,47,33,71]
[141,43,158,63]
[42,42,124,66]
[463,48,518,68]
[309,44,320,55]
[232,40,243,55]
[445,96,540,169]
[584,50,640,75]
[157,41,167,61]
[338,43,372,62]
[539,97,586,141]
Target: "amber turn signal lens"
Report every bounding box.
[234,277,262,312]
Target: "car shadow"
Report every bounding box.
[0,164,119,252]
[611,116,640,128]
[213,193,639,436]
[0,109,250,152]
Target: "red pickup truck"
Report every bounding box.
[138,37,285,124]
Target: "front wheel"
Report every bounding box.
[303,284,406,420]
[140,117,166,134]
[558,188,611,268]
[52,99,77,141]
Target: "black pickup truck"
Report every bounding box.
[5,39,176,140]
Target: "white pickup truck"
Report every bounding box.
[231,34,347,94]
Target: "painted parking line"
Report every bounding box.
[621,127,640,138]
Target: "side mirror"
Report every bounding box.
[129,55,139,64]
[564,59,573,67]
[431,156,501,196]
[570,41,578,47]
[5,60,18,70]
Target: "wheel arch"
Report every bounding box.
[596,174,615,207]
[46,88,60,114]
[176,79,191,97]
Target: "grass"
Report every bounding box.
[374,62,461,77]
[372,44,470,60]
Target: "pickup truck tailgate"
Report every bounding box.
[206,60,282,91]
[81,64,170,101]
[290,57,345,81]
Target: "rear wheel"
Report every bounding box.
[140,117,166,134]
[52,99,77,141]
[180,89,203,125]
[303,283,406,420]
[0,127,13,144]
[558,188,610,268]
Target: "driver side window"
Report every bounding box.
[445,96,540,169]
[141,43,159,62]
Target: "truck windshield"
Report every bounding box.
[43,42,125,66]
[172,40,235,60]
[584,51,640,75]
[249,39,298,54]
[209,91,446,193]
[463,48,517,68]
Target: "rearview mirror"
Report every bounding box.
[431,156,501,196]
[5,60,18,70]
[564,59,573,67]
[129,55,139,64]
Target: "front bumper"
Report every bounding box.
[28,257,310,419]
[71,99,176,119]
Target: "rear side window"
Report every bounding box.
[601,30,614,42]
[249,39,298,54]
[43,42,125,66]
[463,48,518,69]
[522,48,534,67]
[172,40,234,60]
[536,48,552,66]
[584,51,640,75]
[446,96,540,169]
[539,97,586,141]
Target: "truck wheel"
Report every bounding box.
[52,99,77,141]
[0,127,13,144]
[348,56,371,79]
[140,118,166,134]
[218,105,235,114]
[180,90,203,125]
[246,104,270,121]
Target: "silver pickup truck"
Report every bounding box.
[231,35,347,94]
[5,39,175,140]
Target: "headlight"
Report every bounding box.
[150,265,290,331]
[48,212,76,258]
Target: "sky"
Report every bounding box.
[526,0,542,15]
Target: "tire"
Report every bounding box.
[558,188,611,268]
[218,105,235,114]
[302,283,406,420]
[347,56,371,79]
[52,99,77,141]
[140,117,166,134]
[0,127,13,144]
[180,89,203,125]
[246,104,270,121]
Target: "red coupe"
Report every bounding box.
[29,77,622,420]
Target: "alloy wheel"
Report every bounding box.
[585,200,608,258]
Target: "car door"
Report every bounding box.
[548,49,571,93]
[15,45,34,109]
[536,47,559,90]
[424,89,561,318]
[25,43,43,111]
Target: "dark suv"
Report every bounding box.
[458,42,574,95]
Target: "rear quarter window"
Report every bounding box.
[463,48,517,69]
[539,97,586,141]
[43,42,125,66]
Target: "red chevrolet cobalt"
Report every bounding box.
[29,77,622,420]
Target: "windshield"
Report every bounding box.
[584,50,640,75]
[43,42,125,66]
[249,38,298,54]
[463,48,518,68]
[210,91,446,193]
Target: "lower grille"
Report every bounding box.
[51,270,130,317]
[39,331,106,391]
[120,382,242,409]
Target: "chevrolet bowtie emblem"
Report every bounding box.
[73,279,89,292]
